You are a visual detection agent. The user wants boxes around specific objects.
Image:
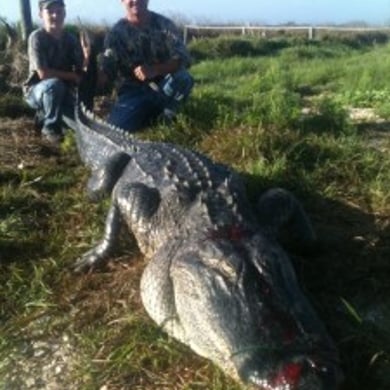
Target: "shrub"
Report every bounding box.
[0,95,32,118]
[188,36,290,61]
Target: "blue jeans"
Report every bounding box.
[24,78,74,134]
[108,69,194,132]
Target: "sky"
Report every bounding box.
[2,0,390,26]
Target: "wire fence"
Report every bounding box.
[183,24,390,43]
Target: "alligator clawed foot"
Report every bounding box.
[72,248,108,273]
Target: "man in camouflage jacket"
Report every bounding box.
[99,0,194,132]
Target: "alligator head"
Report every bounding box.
[141,226,342,390]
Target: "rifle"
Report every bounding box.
[76,17,96,110]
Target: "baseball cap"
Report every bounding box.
[39,0,65,9]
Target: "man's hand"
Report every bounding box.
[133,59,181,82]
[37,67,82,85]
[133,64,156,81]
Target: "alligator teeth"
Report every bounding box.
[82,103,94,119]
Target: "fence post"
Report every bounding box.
[308,26,313,40]
[183,26,188,44]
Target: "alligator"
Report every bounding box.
[68,102,343,389]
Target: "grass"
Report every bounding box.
[1,35,389,389]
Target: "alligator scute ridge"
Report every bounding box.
[68,102,343,389]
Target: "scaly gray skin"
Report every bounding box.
[70,103,343,389]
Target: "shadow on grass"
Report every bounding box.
[0,239,47,264]
[240,169,389,389]
[298,111,351,136]
[354,120,390,134]
[304,196,390,390]
[246,178,390,390]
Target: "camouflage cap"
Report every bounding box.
[39,0,65,9]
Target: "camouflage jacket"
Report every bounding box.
[99,12,191,86]
[24,28,83,92]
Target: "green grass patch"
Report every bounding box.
[1,36,389,389]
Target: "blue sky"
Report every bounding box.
[2,0,390,25]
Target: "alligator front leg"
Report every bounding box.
[73,203,122,273]
[87,154,130,201]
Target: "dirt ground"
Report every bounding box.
[0,116,40,168]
